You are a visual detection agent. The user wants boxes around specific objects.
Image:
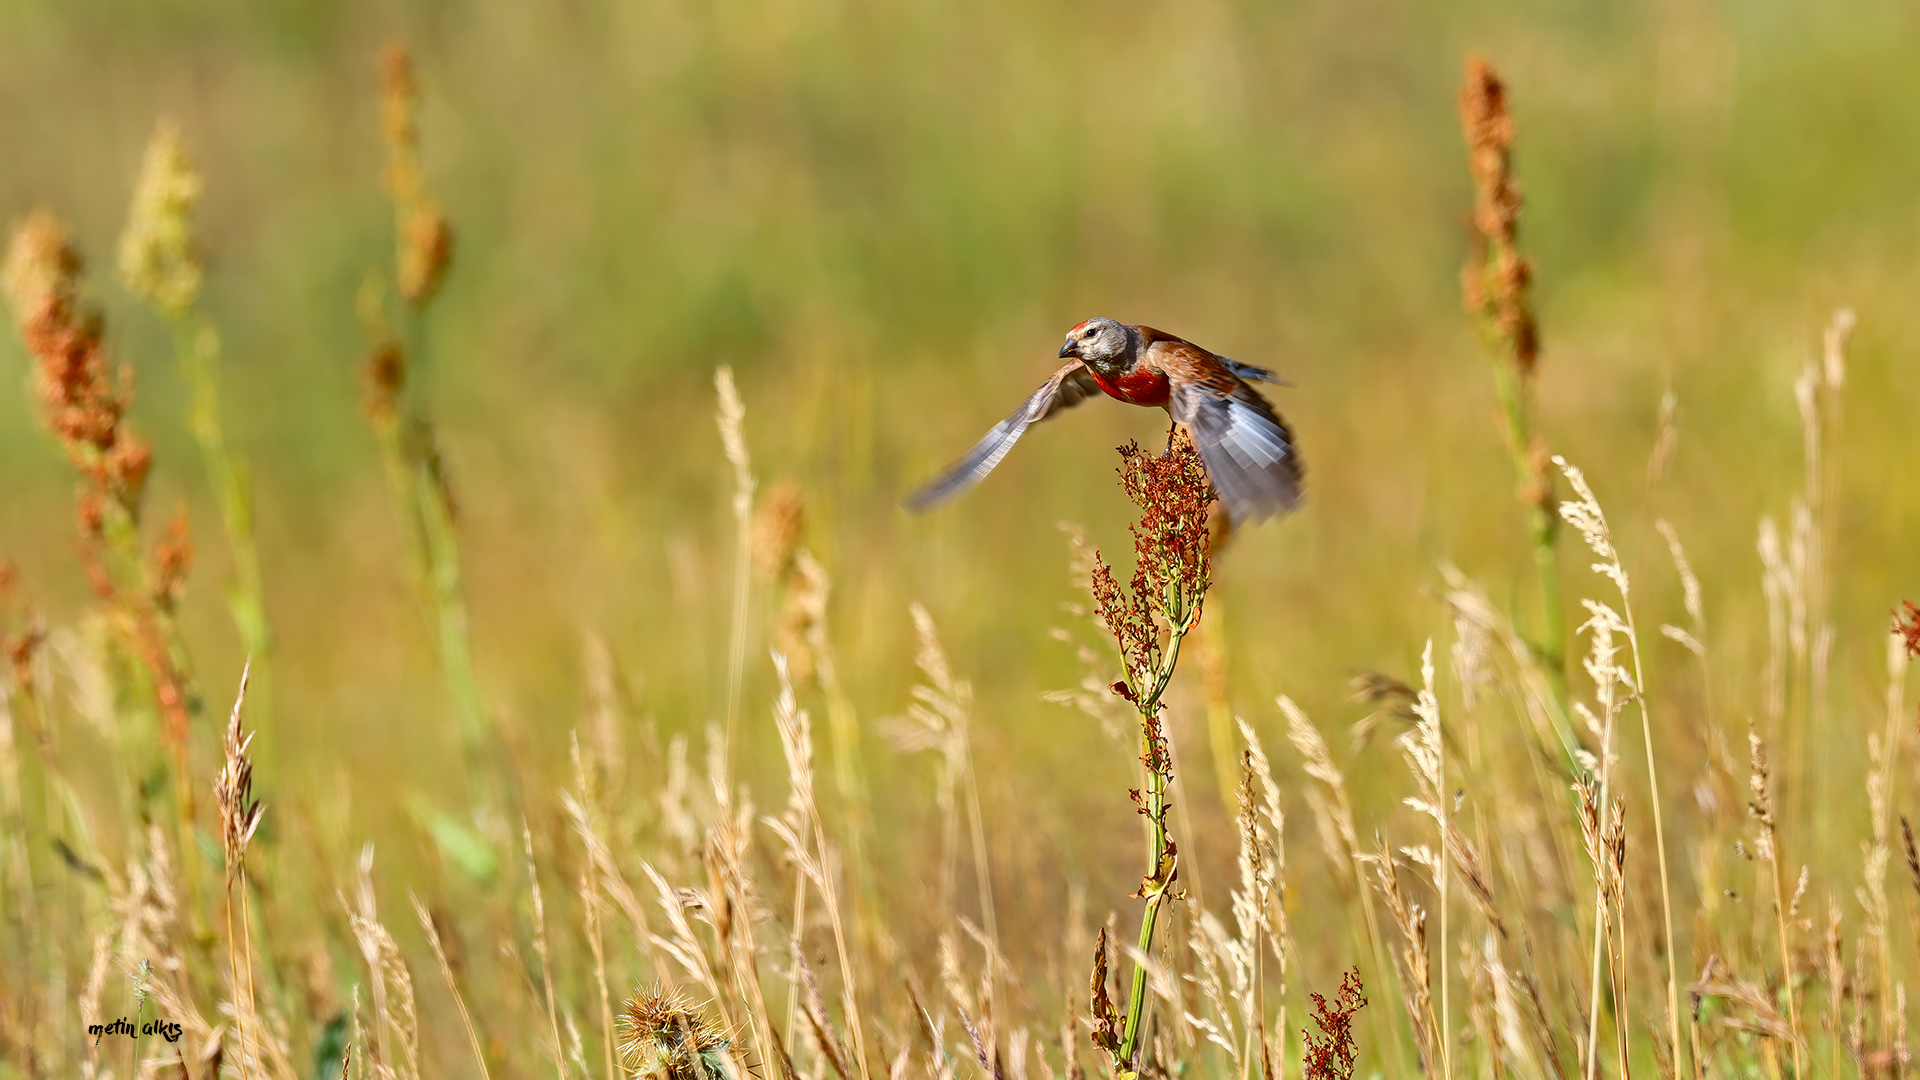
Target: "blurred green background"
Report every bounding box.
[3,0,1919,962]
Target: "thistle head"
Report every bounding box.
[619,988,734,1080]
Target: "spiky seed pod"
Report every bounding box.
[618,988,733,1080]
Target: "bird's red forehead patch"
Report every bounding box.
[1067,319,1094,337]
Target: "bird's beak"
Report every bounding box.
[1058,341,1077,359]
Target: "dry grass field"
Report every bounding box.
[4,2,1920,1077]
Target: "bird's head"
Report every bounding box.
[1059,317,1132,368]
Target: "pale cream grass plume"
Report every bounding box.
[1395,633,1450,1080]
[1045,524,1130,739]
[1862,729,1898,1040]
[565,736,621,1080]
[0,687,26,958]
[406,892,491,1080]
[343,846,420,1080]
[1757,517,1791,725]
[705,720,737,819]
[1396,641,1444,830]
[1181,912,1246,1069]
[565,1013,592,1079]
[1654,520,1707,656]
[1746,727,1805,1063]
[1463,941,1504,1077]
[1553,459,1625,596]
[1554,454,1685,1077]
[1233,717,1288,945]
[100,826,219,1070]
[714,365,756,774]
[702,798,785,1080]
[1451,595,1494,712]
[117,121,203,317]
[521,820,571,1080]
[661,734,698,851]
[1569,601,1623,1080]
[1481,931,1542,1080]
[792,933,851,1078]
[1279,698,1360,887]
[763,649,872,1080]
[1648,390,1679,490]
[889,601,998,1002]
[1439,563,1575,764]
[1231,747,1274,955]
[1006,1028,1031,1080]
[563,788,672,1004]
[1362,832,1436,1075]
[50,624,116,742]
[1042,628,1129,741]
[583,635,629,792]
[214,661,264,885]
[1687,970,1799,1045]
[1118,943,1179,1014]
[638,861,729,1008]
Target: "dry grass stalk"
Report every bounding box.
[344,846,421,1080]
[212,662,264,1080]
[1555,455,1685,1075]
[716,365,756,774]
[1746,729,1803,1068]
[762,650,868,1080]
[1365,832,1436,1075]
[408,891,493,1080]
[1394,641,1451,1080]
[524,820,572,1080]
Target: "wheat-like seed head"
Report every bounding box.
[1553,456,1628,596]
[118,121,203,316]
[212,661,263,888]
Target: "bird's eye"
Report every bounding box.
[1080,328,1096,339]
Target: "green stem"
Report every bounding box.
[1491,360,1567,702]
[166,317,275,762]
[1116,617,1191,1069]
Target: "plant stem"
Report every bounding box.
[166,317,273,756]
[1491,360,1566,700]
[1118,622,1189,1069]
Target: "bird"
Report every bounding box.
[904,317,1303,525]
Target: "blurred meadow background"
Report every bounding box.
[4,0,1920,1076]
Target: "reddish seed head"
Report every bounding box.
[1894,602,1920,659]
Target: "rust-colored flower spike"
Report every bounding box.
[3,211,151,508]
[1459,56,1538,375]
[212,661,264,889]
[380,44,453,306]
[618,987,734,1080]
[1894,602,1920,658]
[118,121,204,317]
[152,509,194,612]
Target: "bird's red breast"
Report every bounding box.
[1086,364,1172,407]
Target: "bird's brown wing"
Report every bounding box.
[1159,341,1304,524]
[904,361,1102,512]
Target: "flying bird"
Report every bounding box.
[905,317,1303,524]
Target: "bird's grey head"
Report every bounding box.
[1058,317,1133,370]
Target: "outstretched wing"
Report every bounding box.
[1219,357,1290,386]
[904,361,1102,512]
[1167,358,1303,525]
